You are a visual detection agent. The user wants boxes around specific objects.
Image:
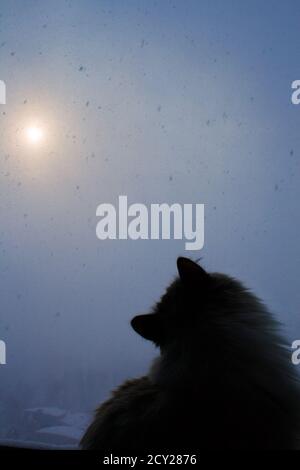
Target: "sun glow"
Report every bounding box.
[26,126,44,144]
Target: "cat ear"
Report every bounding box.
[131,314,162,342]
[177,257,210,286]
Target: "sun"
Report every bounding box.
[26,126,44,144]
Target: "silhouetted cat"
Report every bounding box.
[81,257,300,451]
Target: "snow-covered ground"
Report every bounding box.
[1,407,91,448]
[0,438,77,449]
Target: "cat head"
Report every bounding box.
[131,257,217,348]
[131,257,268,350]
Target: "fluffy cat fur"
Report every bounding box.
[81,257,300,451]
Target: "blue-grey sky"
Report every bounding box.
[0,0,299,417]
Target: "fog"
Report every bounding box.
[0,0,299,443]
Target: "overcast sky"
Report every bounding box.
[0,0,299,414]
